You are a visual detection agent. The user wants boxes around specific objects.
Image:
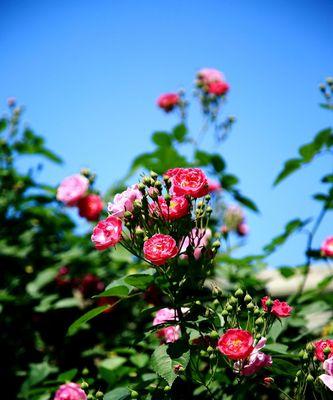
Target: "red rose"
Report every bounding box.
[157,93,180,112]
[321,236,333,257]
[271,299,292,318]
[157,195,190,221]
[171,168,209,198]
[314,339,333,362]
[261,296,269,312]
[217,329,254,360]
[78,194,104,221]
[91,216,122,250]
[165,168,182,178]
[143,234,178,266]
[207,80,230,96]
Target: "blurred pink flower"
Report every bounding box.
[321,236,333,257]
[54,382,87,400]
[207,179,222,193]
[180,228,212,260]
[320,357,333,391]
[153,307,189,343]
[197,68,224,84]
[56,174,89,206]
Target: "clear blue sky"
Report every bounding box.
[1,0,332,267]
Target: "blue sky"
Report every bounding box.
[1,0,332,267]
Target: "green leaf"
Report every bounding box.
[58,369,78,382]
[210,154,226,172]
[173,124,187,142]
[0,118,7,132]
[322,174,333,183]
[151,343,190,386]
[221,174,238,189]
[94,285,131,298]
[130,353,149,368]
[233,190,259,212]
[270,359,298,376]
[278,266,296,278]
[152,131,172,146]
[26,268,58,298]
[299,142,318,162]
[274,158,302,186]
[104,388,131,400]
[194,150,211,166]
[124,274,154,290]
[67,305,111,336]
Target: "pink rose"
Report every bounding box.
[171,168,209,198]
[320,357,333,391]
[234,337,272,376]
[108,185,142,218]
[56,174,89,206]
[157,195,190,221]
[54,382,87,400]
[261,297,292,318]
[157,93,180,112]
[91,216,122,250]
[207,80,230,96]
[153,308,189,343]
[77,194,104,221]
[143,234,178,266]
[321,236,333,257]
[180,228,212,260]
[197,68,224,84]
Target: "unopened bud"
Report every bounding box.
[205,194,211,202]
[81,382,89,389]
[302,352,309,360]
[306,374,314,383]
[131,390,139,398]
[96,391,104,398]
[229,296,237,305]
[135,227,144,236]
[142,176,151,186]
[247,302,255,310]
[212,240,221,249]
[265,298,273,307]
[235,288,244,297]
[197,200,204,208]
[221,309,229,316]
[150,171,158,179]
[206,206,213,213]
[253,307,260,315]
[124,211,132,218]
[226,304,233,312]
[209,353,216,360]
[195,300,202,306]
[326,77,333,85]
[138,183,145,192]
[255,317,264,326]
[324,346,331,356]
[154,180,162,189]
[82,368,89,376]
[210,330,219,339]
[164,193,171,203]
[164,386,171,392]
[319,83,326,92]
[200,350,208,357]
[296,370,302,377]
[244,294,252,303]
[306,343,314,352]
[133,199,142,208]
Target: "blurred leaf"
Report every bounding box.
[173,124,187,142]
[124,274,154,290]
[130,353,149,368]
[233,190,259,212]
[322,174,333,183]
[58,369,78,382]
[67,305,111,336]
[274,158,302,186]
[26,268,58,298]
[152,131,172,146]
[0,118,7,132]
[221,174,238,189]
[211,154,226,172]
[104,388,131,400]
[278,266,296,278]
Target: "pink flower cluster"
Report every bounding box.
[261,296,293,318]
[54,382,86,400]
[153,307,189,343]
[197,68,230,97]
[108,185,143,218]
[57,174,103,221]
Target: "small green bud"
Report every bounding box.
[229,296,238,305]
[255,333,261,340]
[131,390,139,398]
[87,395,94,400]
[212,240,221,249]
[213,299,220,307]
[296,370,302,377]
[265,298,273,307]
[197,200,204,208]
[200,350,208,357]
[244,294,252,303]
[210,330,219,339]
[207,346,214,353]
[221,309,229,316]
[206,206,213,213]
[247,302,255,310]
[253,307,260,315]
[82,368,89,375]
[96,391,104,398]
[195,300,202,306]
[294,377,298,383]
[209,353,216,360]
[138,182,145,192]
[298,350,304,358]
[326,77,333,85]
[306,374,314,383]
[150,170,158,179]
[302,352,309,361]
[164,386,171,392]
[324,346,331,356]
[319,83,326,92]
[205,194,211,202]
[124,211,132,218]
[164,193,171,203]
[255,317,264,326]
[235,288,244,298]
[142,176,151,186]
[306,343,314,352]
[226,304,233,312]
[133,199,142,208]
[81,382,89,389]
[154,180,162,189]
[135,227,144,236]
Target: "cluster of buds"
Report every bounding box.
[222,204,249,237]
[319,77,333,103]
[56,170,104,221]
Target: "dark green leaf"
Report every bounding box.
[173,124,187,142]
[221,174,238,189]
[233,191,259,212]
[0,118,7,132]
[124,274,154,290]
[104,387,131,400]
[210,154,226,172]
[67,305,111,336]
[274,158,302,186]
[152,131,172,146]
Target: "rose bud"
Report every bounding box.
[91,216,122,250]
[77,194,104,221]
[56,174,89,206]
[321,236,333,257]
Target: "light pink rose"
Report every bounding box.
[319,357,333,391]
[56,174,89,206]
[234,337,272,376]
[180,228,212,260]
[197,68,224,84]
[153,307,189,343]
[54,382,87,400]
[107,185,142,218]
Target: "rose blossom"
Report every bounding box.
[321,236,333,257]
[207,80,230,96]
[171,168,209,198]
[319,357,333,391]
[56,174,89,206]
[180,228,212,260]
[217,329,254,360]
[157,93,180,112]
[234,337,272,376]
[54,382,87,400]
[314,339,333,362]
[108,185,142,218]
[157,195,190,221]
[207,179,222,193]
[153,308,189,343]
[91,216,122,250]
[77,194,104,221]
[197,68,224,84]
[261,296,292,318]
[143,234,178,266]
